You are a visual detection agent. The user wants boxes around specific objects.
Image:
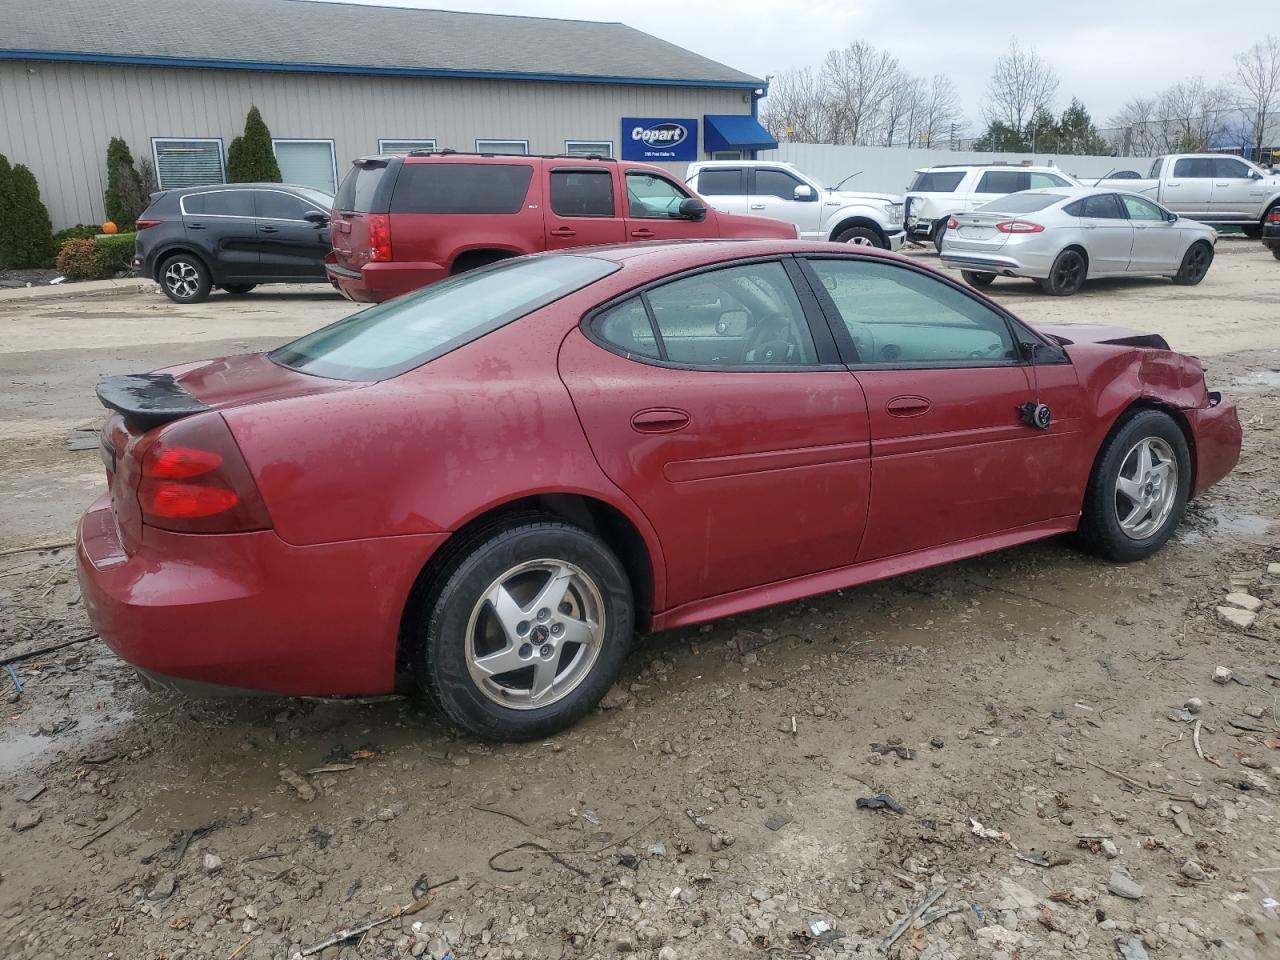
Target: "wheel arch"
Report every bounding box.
[152,246,213,282]
[448,246,524,275]
[1085,397,1198,509]
[1060,243,1090,271]
[396,492,660,679]
[826,215,887,245]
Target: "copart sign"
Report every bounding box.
[621,118,698,162]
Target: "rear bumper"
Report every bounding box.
[1187,396,1242,498]
[326,260,447,303]
[940,248,1054,278]
[76,494,448,696]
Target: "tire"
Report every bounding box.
[834,226,884,249]
[1042,248,1086,296]
[1240,223,1262,239]
[932,218,949,254]
[221,283,257,295]
[159,253,211,304]
[961,270,996,288]
[1077,409,1192,562]
[1172,241,1213,285]
[415,519,633,741]
[1272,248,1280,261]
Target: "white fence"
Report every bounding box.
[756,143,1156,196]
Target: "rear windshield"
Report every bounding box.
[976,193,1064,213]
[909,171,965,193]
[334,163,388,213]
[269,255,618,381]
[391,163,534,214]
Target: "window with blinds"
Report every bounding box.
[153,139,225,189]
[273,140,338,196]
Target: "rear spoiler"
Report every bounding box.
[95,373,208,430]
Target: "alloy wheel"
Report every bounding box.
[1053,254,1083,293]
[1114,437,1178,539]
[1183,245,1209,282]
[464,559,605,710]
[164,260,201,300]
[847,235,875,247]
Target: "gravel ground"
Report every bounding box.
[1,240,1278,960]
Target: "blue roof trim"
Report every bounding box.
[0,48,765,89]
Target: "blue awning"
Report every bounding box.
[703,114,778,153]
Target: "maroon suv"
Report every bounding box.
[326,152,797,302]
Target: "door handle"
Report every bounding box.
[630,228,655,239]
[886,396,931,417]
[187,222,206,230]
[1166,182,1181,187]
[630,408,690,433]
[1214,182,1230,187]
[750,203,766,210]
[549,227,576,238]
[1082,223,1097,229]
[259,225,279,234]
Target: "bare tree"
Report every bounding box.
[983,39,1059,132]
[1159,76,1235,151]
[1234,35,1280,159]
[881,73,922,147]
[912,74,965,147]
[821,41,901,144]
[1109,96,1161,155]
[760,67,831,143]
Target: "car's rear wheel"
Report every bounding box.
[932,218,949,253]
[1241,223,1262,239]
[1173,241,1213,285]
[416,519,633,740]
[160,254,211,304]
[961,270,996,288]
[1077,409,1191,562]
[834,226,883,248]
[221,284,257,295]
[1043,249,1086,296]
[1272,248,1280,261]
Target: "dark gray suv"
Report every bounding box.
[133,184,334,303]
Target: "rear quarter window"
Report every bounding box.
[909,171,965,192]
[975,171,1029,194]
[334,163,388,213]
[391,163,534,214]
[977,193,1064,213]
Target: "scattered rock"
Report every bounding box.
[599,684,633,710]
[1107,872,1144,900]
[764,814,792,831]
[1183,697,1202,715]
[1213,666,1233,685]
[1216,606,1257,630]
[1101,839,1119,859]
[657,947,677,960]
[147,874,176,900]
[1180,859,1207,882]
[1117,937,1151,960]
[203,853,223,874]
[12,810,41,832]
[279,767,316,802]
[1223,592,1263,613]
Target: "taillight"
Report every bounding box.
[135,219,161,230]
[996,220,1044,234]
[1267,208,1280,224]
[368,214,391,262]
[946,217,959,230]
[137,415,271,534]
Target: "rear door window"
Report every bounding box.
[390,163,534,214]
[694,168,745,196]
[549,170,615,217]
[1173,158,1214,178]
[334,163,388,212]
[1069,193,1125,218]
[975,171,1030,194]
[909,171,965,192]
[181,190,254,217]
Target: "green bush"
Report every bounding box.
[54,233,137,279]
[1,161,55,269]
[226,106,281,182]
[53,224,100,247]
[104,137,147,230]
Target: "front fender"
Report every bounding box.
[822,205,890,240]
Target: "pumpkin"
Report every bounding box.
[101,221,118,235]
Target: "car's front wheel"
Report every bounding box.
[159,254,211,304]
[221,284,257,295]
[1173,241,1213,285]
[416,519,633,740]
[961,270,996,288]
[932,218,949,253]
[1042,249,1086,296]
[834,226,884,248]
[1078,409,1191,562]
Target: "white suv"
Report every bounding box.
[685,161,904,250]
[905,164,1079,251]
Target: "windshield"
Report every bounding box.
[270,255,619,381]
[976,193,1065,213]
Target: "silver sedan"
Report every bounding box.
[939,187,1217,296]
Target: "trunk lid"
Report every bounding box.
[950,212,1010,246]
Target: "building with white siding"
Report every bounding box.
[0,0,777,229]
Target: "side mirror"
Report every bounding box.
[678,197,708,222]
[1251,170,1264,180]
[1166,211,1178,223]
[304,210,330,226]
[793,185,816,201]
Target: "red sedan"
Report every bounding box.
[77,240,1241,740]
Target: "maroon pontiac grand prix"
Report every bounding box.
[78,240,1241,739]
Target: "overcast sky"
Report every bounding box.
[326,0,1255,131]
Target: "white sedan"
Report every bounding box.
[940,187,1217,296]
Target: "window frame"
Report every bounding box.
[151,137,226,190]
[624,170,695,219]
[1118,193,1168,222]
[548,166,617,219]
[564,140,614,158]
[476,138,530,155]
[271,138,339,195]
[253,187,333,223]
[582,255,844,372]
[178,187,257,218]
[1066,192,1126,220]
[793,253,1069,370]
[691,167,747,197]
[378,138,437,154]
[1211,156,1251,179]
[974,170,1030,195]
[749,167,808,201]
[1173,157,1214,178]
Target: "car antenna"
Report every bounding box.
[830,170,863,191]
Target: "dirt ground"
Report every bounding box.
[1,240,1278,960]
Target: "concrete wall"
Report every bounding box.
[757,143,1158,197]
[0,60,750,228]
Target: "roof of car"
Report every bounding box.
[915,164,1067,173]
[561,238,910,268]
[1,0,761,86]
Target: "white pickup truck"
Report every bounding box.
[1094,155,1280,236]
[685,161,904,249]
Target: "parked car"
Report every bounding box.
[684,160,904,249]
[326,152,796,302]
[905,163,1080,251]
[941,187,1218,296]
[78,239,1241,739]
[1093,154,1280,236]
[133,184,334,303]
[1263,205,1280,259]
